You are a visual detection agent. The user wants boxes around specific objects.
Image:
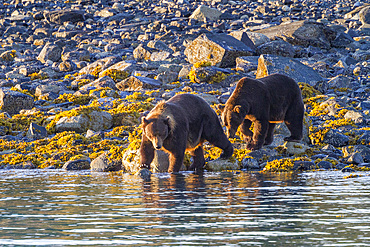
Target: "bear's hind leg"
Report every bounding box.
[284,106,304,142]
[189,145,205,171]
[264,123,276,145]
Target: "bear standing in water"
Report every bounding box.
[140,93,233,173]
[219,74,304,150]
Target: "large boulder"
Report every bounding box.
[256,20,337,49]
[184,33,255,68]
[359,6,370,26]
[256,54,324,86]
[90,152,122,172]
[55,110,112,133]
[206,158,239,171]
[0,88,34,115]
[189,5,222,22]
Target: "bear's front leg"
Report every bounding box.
[139,136,155,170]
[168,151,185,173]
[248,120,269,150]
[240,119,253,144]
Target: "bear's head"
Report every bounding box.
[218,104,246,138]
[142,116,172,150]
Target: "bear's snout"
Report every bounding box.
[152,137,163,150]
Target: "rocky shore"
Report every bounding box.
[0,0,370,174]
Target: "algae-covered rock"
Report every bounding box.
[0,88,34,115]
[63,158,91,170]
[55,110,112,133]
[206,158,239,171]
[256,54,324,86]
[184,33,255,68]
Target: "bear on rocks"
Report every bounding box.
[140,93,233,173]
[219,73,304,150]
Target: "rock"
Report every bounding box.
[246,32,271,47]
[256,20,336,49]
[328,75,351,89]
[26,123,47,140]
[90,152,122,172]
[116,76,161,91]
[242,157,260,170]
[0,88,34,115]
[55,110,112,133]
[346,152,364,164]
[135,168,151,181]
[85,129,104,139]
[63,158,91,170]
[189,5,222,22]
[0,50,16,62]
[122,148,177,173]
[323,129,349,147]
[79,76,116,91]
[35,84,61,97]
[283,142,310,155]
[235,56,259,72]
[293,161,316,171]
[206,158,239,171]
[44,9,85,24]
[79,56,120,77]
[37,42,62,63]
[256,54,324,86]
[316,160,333,170]
[229,31,256,50]
[359,6,370,26]
[257,40,295,57]
[344,110,364,124]
[184,33,255,68]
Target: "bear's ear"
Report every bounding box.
[141,117,149,125]
[233,105,242,114]
[217,104,225,111]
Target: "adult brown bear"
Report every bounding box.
[219,74,304,150]
[140,93,233,173]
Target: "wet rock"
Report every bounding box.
[189,5,222,22]
[26,123,47,140]
[0,88,34,115]
[242,157,260,170]
[341,166,355,172]
[283,142,311,155]
[316,160,333,170]
[63,158,91,170]
[116,76,162,91]
[206,158,239,171]
[135,168,151,181]
[256,54,324,86]
[293,161,316,171]
[90,152,122,172]
[345,152,364,164]
[184,33,255,68]
[55,110,112,133]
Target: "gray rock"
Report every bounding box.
[63,158,91,170]
[346,152,364,164]
[257,40,295,57]
[189,5,222,22]
[229,31,256,50]
[156,71,178,84]
[26,123,47,140]
[245,31,270,47]
[135,168,151,181]
[235,56,259,72]
[206,158,239,171]
[90,152,122,172]
[323,129,349,147]
[359,6,370,26]
[35,84,61,97]
[133,44,156,61]
[242,157,260,170]
[79,76,117,91]
[44,9,85,24]
[0,88,34,115]
[256,54,324,86]
[283,142,311,155]
[316,160,333,170]
[55,110,113,133]
[116,76,161,91]
[37,42,62,63]
[344,110,364,124]
[79,56,120,77]
[184,33,255,68]
[328,75,351,89]
[256,20,336,49]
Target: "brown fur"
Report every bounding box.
[140,93,233,173]
[219,74,304,150]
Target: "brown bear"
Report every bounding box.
[219,73,304,150]
[140,93,233,173]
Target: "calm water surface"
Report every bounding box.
[0,170,369,246]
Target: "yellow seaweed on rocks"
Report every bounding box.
[263,157,311,172]
[298,82,321,99]
[54,93,93,105]
[100,69,129,82]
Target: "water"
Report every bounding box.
[0,170,369,246]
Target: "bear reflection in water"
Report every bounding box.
[219,74,304,151]
[140,94,233,173]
